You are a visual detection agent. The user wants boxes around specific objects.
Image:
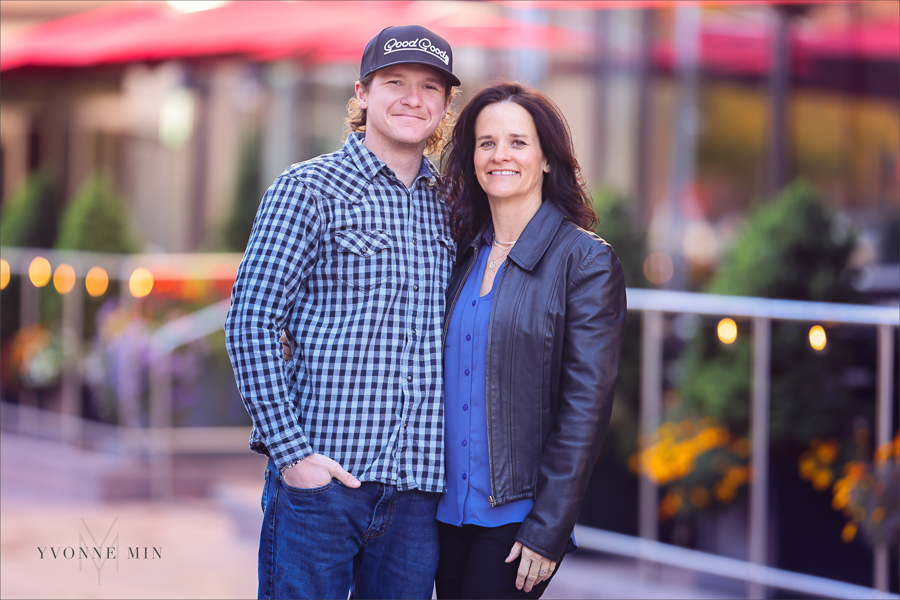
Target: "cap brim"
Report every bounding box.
[364,58,461,88]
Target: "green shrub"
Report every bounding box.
[707,180,858,303]
[0,172,59,248]
[592,188,647,291]
[223,133,261,252]
[55,174,137,253]
[592,188,646,461]
[677,180,865,452]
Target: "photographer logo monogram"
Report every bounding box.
[36,517,162,584]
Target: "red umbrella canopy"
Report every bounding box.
[0,1,592,72]
[652,12,900,76]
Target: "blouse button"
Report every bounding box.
[463,404,468,411]
[471,300,476,306]
[465,334,471,341]
[461,439,467,447]
[464,369,470,376]
[462,473,468,480]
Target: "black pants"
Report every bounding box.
[435,522,563,599]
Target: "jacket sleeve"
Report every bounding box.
[515,241,627,561]
[224,173,320,470]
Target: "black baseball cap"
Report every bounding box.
[360,25,461,88]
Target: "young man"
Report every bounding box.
[224,25,459,600]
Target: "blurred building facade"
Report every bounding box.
[1,0,898,275]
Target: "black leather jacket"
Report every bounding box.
[443,200,626,562]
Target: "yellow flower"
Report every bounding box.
[846,462,866,478]
[714,481,736,504]
[798,455,816,480]
[832,489,848,510]
[733,438,751,459]
[732,466,749,485]
[813,469,834,492]
[690,486,710,509]
[816,440,839,465]
[841,522,857,543]
[695,428,719,451]
[627,454,639,475]
[659,422,678,440]
[714,427,731,446]
[659,488,684,521]
[874,442,891,465]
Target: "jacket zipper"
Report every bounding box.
[485,259,509,510]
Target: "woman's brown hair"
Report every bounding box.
[440,81,596,241]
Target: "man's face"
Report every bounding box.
[356,63,451,151]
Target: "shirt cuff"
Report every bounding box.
[264,428,314,471]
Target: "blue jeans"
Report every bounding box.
[258,458,440,599]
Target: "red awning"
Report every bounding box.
[652,13,899,76]
[1,0,896,79]
[0,1,591,71]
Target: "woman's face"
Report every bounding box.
[473,101,549,207]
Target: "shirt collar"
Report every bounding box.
[344,132,440,189]
[469,201,567,272]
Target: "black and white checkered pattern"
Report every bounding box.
[225,134,454,492]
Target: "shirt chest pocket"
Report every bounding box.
[433,235,455,290]
[335,229,397,291]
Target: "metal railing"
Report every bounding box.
[572,526,896,600]
[625,288,898,598]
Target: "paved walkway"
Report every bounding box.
[1,431,743,599]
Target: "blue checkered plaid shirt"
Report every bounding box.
[225,133,454,492]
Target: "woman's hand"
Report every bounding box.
[505,541,557,593]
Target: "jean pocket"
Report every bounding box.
[336,229,396,291]
[280,476,337,496]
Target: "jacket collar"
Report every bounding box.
[467,200,567,272]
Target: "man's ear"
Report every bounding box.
[355,80,369,109]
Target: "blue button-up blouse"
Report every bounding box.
[438,232,578,554]
[438,234,537,526]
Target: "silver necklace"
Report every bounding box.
[489,234,517,270]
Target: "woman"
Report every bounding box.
[436,81,627,598]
